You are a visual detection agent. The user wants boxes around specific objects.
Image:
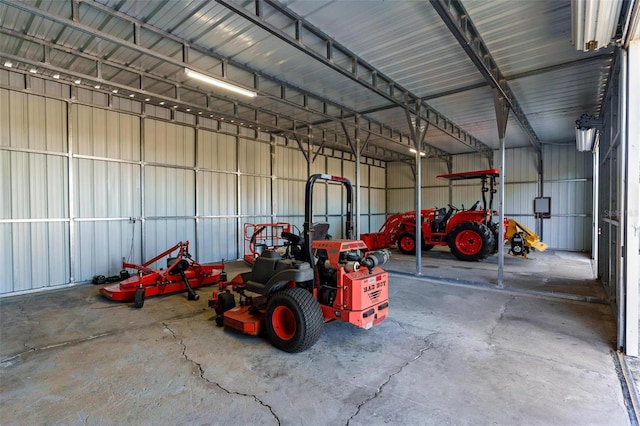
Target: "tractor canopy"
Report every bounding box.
[436,169,500,180]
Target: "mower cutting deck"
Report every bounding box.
[99,241,224,307]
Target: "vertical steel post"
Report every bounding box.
[623,43,639,356]
[498,137,505,288]
[67,101,75,285]
[592,144,599,272]
[493,89,509,288]
[355,115,361,239]
[405,104,423,275]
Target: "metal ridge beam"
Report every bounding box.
[215,0,493,159]
[430,0,542,153]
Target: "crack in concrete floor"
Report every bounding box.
[488,296,515,346]
[0,331,114,366]
[0,307,209,365]
[346,340,435,425]
[162,322,281,425]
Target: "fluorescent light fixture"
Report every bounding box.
[74,79,81,84]
[144,98,150,102]
[112,89,118,94]
[94,84,100,89]
[185,68,257,98]
[571,0,622,51]
[29,68,37,74]
[409,147,427,157]
[129,94,135,98]
[4,60,13,68]
[575,113,601,152]
[53,74,60,79]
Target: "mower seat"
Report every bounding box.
[245,251,313,295]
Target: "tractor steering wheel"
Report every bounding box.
[447,204,459,212]
[470,200,482,210]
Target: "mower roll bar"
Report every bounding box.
[303,174,354,263]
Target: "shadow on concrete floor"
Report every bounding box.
[0,249,634,425]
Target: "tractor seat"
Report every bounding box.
[431,207,449,233]
[245,251,313,295]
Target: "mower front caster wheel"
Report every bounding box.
[215,315,224,327]
[133,288,145,308]
[188,292,200,301]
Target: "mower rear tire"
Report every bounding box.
[447,221,494,262]
[266,287,324,353]
[397,232,417,255]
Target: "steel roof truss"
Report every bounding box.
[216,0,493,157]
[430,0,542,153]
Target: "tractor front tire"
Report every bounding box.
[448,221,495,261]
[397,232,417,255]
[266,287,324,353]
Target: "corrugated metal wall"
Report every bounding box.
[0,71,385,295]
[541,144,593,251]
[1,87,71,293]
[386,146,592,251]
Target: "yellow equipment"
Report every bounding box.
[506,219,548,258]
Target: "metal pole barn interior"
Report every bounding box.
[0,0,638,357]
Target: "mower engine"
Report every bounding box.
[313,240,390,329]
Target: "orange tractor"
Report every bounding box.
[209,174,391,352]
[360,169,547,261]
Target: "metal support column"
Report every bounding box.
[493,89,509,288]
[340,117,364,238]
[592,144,599,272]
[623,42,639,356]
[405,105,426,276]
[536,149,544,238]
[354,115,361,239]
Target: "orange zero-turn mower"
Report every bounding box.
[209,174,391,353]
[100,241,225,308]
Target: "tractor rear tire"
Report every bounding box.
[265,287,324,353]
[397,232,417,255]
[447,221,495,262]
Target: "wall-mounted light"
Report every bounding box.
[575,113,602,152]
[571,0,622,51]
[184,68,257,98]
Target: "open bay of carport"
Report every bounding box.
[0,254,628,425]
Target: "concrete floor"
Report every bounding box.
[0,249,633,425]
